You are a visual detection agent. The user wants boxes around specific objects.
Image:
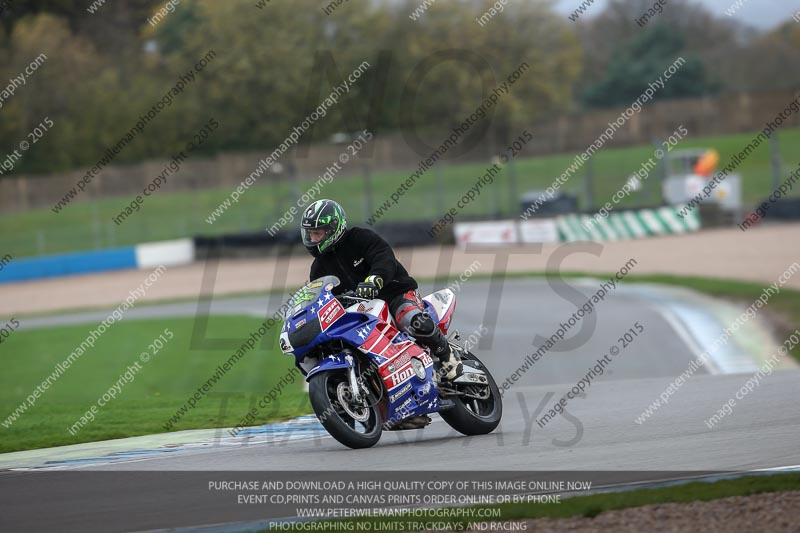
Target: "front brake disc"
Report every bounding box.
[336,382,369,422]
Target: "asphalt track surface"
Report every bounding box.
[3,279,799,532]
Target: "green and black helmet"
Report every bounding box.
[300,199,347,255]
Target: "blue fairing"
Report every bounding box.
[423,299,439,322]
[305,352,354,380]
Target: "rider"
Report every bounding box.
[300,198,463,380]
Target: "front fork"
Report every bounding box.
[344,353,362,403]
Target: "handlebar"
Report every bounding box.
[336,291,369,303]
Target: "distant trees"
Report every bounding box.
[724,22,800,92]
[581,24,718,107]
[0,0,795,176]
[0,0,585,175]
[576,0,798,109]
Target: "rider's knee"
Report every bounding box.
[403,310,436,337]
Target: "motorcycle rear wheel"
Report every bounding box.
[438,350,502,436]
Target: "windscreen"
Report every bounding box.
[283,276,340,319]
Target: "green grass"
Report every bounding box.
[0,316,305,453]
[2,127,799,258]
[301,472,800,532]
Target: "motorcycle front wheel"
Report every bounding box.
[308,370,383,449]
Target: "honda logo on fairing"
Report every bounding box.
[388,365,416,388]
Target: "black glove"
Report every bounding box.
[356,275,383,299]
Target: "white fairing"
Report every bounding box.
[346,299,391,323]
[279,331,293,354]
[422,288,455,325]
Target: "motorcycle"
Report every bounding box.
[279,275,503,449]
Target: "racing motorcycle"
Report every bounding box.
[279,275,503,449]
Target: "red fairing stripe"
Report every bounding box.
[359,327,411,358]
[356,309,435,391]
[437,297,455,335]
[364,328,391,355]
[381,322,401,342]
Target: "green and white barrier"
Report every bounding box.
[557,206,700,242]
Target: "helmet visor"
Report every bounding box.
[301,225,334,248]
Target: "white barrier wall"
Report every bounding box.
[453,206,701,247]
[454,219,560,247]
[135,239,195,268]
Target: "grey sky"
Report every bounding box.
[554,0,800,29]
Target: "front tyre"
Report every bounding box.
[439,351,502,436]
[308,370,382,449]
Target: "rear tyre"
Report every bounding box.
[438,351,502,436]
[308,370,382,449]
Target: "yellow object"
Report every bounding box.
[694,149,720,176]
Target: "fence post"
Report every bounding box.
[36,229,46,256]
[91,203,102,249]
[272,173,282,227]
[583,155,594,211]
[506,156,518,217]
[289,161,300,209]
[362,163,373,222]
[435,163,445,219]
[770,132,782,194]
[657,140,668,205]
[648,140,662,206]
[106,222,116,248]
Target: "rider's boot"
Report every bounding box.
[409,311,463,381]
[428,328,463,381]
